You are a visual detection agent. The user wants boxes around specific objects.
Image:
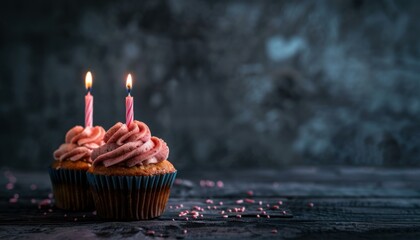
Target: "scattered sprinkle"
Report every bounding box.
[92,211,97,215]
[259,201,263,205]
[267,215,270,218]
[223,215,228,218]
[236,215,242,218]
[272,229,278,233]
[172,218,175,221]
[257,207,264,211]
[216,181,224,188]
[6,183,14,190]
[13,193,19,199]
[9,198,18,203]
[83,214,86,218]
[38,199,52,207]
[146,230,155,235]
[278,200,283,205]
[43,212,47,216]
[206,199,214,204]
[220,210,225,214]
[245,198,255,204]
[48,209,53,213]
[309,202,314,208]
[64,214,67,217]
[236,199,244,204]
[247,190,254,196]
[31,199,37,204]
[183,229,188,234]
[271,205,280,210]
[219,201,224,206]
[48,193,53,199]
[256,214,260,218]
[282,210,287,215]
[74,218,78,221]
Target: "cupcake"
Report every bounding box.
[50,126,105,211]
[87,120,176,220]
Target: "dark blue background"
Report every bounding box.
[1,0,420,170]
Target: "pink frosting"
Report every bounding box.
[53,126,105,163]
[91,121,169,167]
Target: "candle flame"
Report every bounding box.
[85,71,92,90]
[126,74,132,90]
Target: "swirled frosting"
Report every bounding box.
[53,126,105,162]
[91,121,169,167]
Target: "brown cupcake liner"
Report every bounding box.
[48,167,94,211]
[86,171,177,220]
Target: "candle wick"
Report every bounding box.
[87,87,91,94]
[127,88,131,96]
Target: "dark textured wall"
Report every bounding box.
[1,0,420,170]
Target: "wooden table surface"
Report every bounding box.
[1,167,420,239]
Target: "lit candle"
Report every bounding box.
[125,74,134,127]
[85,71,93,128]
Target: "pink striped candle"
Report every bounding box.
[125,74,134,127]
[85,71,93,128]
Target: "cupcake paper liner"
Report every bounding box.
[48,167,94,211]
[87,171,177,220]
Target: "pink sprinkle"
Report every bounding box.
[48,209,53,212]
[213,206,217,209]
[64,214,67,217]
[219,201,224,206]
[247,190,254,196]
[43,212,47,216]
[38,199,51,207]
[169,206,173,209]
[8,175,17,183]
[259,201,263,205]
[236,199,244,204]
[282,210,287,215]
[207,206,211,210]
[262,211,266,215]
[6,183,14,190]
[74,218,78,221]
[92,211,97,215]
[223,215,228,218]
[257,207,264,211]
[236,215,242,218]
[206,199,214,204]
[180,204,184,208]
[146,230,155,235]
[228,209,232,212]
[183,229,188,234]
[185,217,189,221]
[278,200,283,205]
[245,198,255,204]
[48,193,53,199]
[200,180,206,187]
[200,214,203,218]
[192,215,198,219]
[31,199,37,204]
[9,198,17,203]
[267,215,270,218]
[220,210,225,214]
[256,214,260,218]
[207,180,215,187]
[272,229,278,233]
[172,218,175,221]
[309,202,314,207]
[217,180,224,188]
[266,204,270,208]
[271,205,280,210]
[30,184,37,190]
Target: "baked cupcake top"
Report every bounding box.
[91,120,170,168]
[53,126,105,163]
